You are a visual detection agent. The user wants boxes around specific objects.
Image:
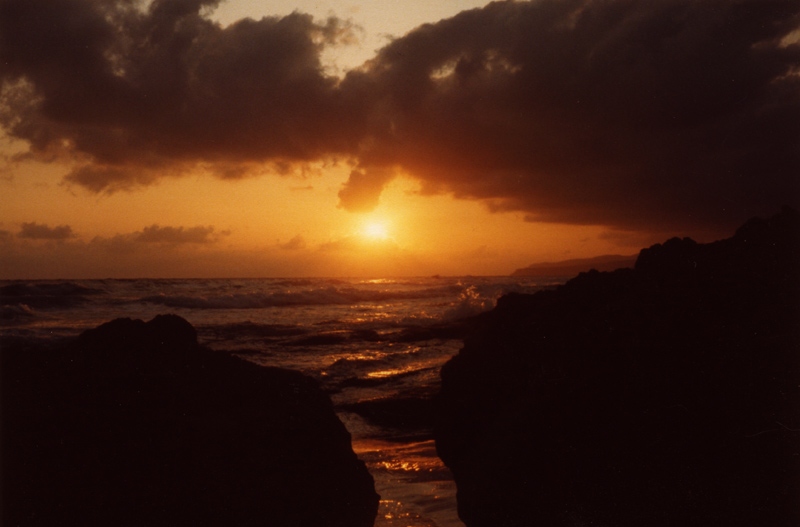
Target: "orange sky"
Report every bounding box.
[1,0,796,278]
[1,145,644,278]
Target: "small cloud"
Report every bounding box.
[279,235,306,250]
[18,222,76,240]
[137,225,221,244]
[337,167,395,212]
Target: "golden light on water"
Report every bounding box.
[366,367,414,379]
[378,460,428,472]
[350,438,460,525]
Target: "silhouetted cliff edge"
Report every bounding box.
[2,315,379,527]
[436,208,800,527]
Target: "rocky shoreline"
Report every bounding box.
[2,315,379,526]
[435,208,800,526]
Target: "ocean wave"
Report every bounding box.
[138,284,464,310]
[201,321,308,339]
[326,352,397,371]
[0,303,37,321]
[239,278,349,287]
[440,285,497,320]
[285,329,384,347]
[0,281,106,309]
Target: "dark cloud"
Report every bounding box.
[18,222,76,240]
[341,0,800,232]
[0,0,361,190]
[337,166,394,211]
[1,0,798,234]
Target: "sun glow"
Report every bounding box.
[362,220,390,240]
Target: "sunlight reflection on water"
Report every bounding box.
[353,438,464,527]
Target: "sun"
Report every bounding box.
[362,220,390,241]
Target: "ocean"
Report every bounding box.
[1,276,564,526]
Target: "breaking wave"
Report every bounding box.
[0,303,37,322]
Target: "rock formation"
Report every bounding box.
[436,208,800,527]
[2,314,379,527]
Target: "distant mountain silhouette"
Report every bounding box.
[511,253,637,277]
[436,208,800,527]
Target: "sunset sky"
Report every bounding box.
[1,0,798,278]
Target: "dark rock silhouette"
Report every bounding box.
[436,208,800,527]
[2,314,379,527]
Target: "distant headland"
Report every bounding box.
[511,253,638,277]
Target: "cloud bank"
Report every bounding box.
[18,222,76,240]
[136,224,220,244]
[1,0,798,233]
[0,222,429,278]
[0,0,361,190]
[1,222,231,277]
[91,224,226,249]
